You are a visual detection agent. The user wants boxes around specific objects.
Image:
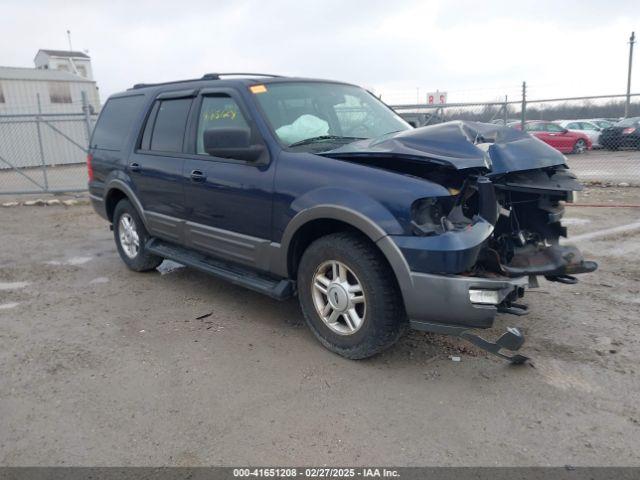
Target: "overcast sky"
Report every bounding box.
[1,0,638,104]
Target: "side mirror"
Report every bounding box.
[561,128,569,134]
[203,128,264,162]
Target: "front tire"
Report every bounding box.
[297,232,406,359]
[113,199,162,272]
[572,139,587,154]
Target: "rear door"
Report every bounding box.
[127,91,195,243]
[181,88,275,269]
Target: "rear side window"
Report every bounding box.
[91,95,145,151]
[146,98,193,153]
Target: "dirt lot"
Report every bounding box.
[1,187,639,466]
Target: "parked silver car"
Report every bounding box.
[556,120,603,148]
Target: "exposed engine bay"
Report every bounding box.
[410,166,598,283]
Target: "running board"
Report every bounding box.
[146,238,295,301]
[410,320,529,364]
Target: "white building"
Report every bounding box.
[34,49,95,80]
[0,49,100,115]
[0,51,101,172]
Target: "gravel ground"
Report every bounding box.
[1,187,639,466]
[564,149,640,186]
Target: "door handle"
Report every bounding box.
[190,169,206,182]
[129,162,141,172]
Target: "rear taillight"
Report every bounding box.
[623,127,636,135]
[86,153,94,181]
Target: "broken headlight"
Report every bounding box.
[411,197,455,236]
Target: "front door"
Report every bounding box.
[545,123,573,151]
[182,90,275,269]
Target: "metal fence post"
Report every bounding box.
[35,93,49,192]
[503,95,508,125]
[81,91,92,146]
[521,81,527,129]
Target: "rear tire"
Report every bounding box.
[113,199,162,272]
[297,232,407,359]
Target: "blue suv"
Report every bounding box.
[88,73,596,362]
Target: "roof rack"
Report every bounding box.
[201,72,283,80]
[130,72,283,90]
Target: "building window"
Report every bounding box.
[76,65,87,77]
[0,83,5,103]
[49,82,72,104]
[57,64,70,72]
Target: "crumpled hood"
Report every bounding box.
[321,121,567,174]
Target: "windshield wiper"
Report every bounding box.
[288,135,365,147]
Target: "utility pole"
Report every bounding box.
[625,31,635,118]
[503,95,508,125]
[521,81,526,129]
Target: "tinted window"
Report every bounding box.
[150,98,192,153]
[566,122,580,129]
[91,95,145,151]
[196,96,249,154]
[524,123,542,132]
[140,102,160,151]
[581,122,598,131]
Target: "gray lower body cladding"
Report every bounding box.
[403,271,528,329]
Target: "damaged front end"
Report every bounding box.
[479,169,597,283]
[407,167,598,282]
[322,121,598,363]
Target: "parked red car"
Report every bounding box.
[511,121,592,154]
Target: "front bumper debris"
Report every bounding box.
[481,243,598,278]
[410,320,529,364]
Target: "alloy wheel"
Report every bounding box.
[118,213,140,259]
[311,260,366,335]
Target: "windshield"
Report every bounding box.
[252,82,411,147]
[592,120,613,129]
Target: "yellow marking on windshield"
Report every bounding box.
[201,109,238,121]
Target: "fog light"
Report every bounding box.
[469,289,501,305]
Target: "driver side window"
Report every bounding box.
[545,123,564,133]
[196,95,249,155]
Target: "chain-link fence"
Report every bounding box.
[0,91,97,195]
[2,88,640,195]
[391,91,640,185]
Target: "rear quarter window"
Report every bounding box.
[91,95,145,151]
